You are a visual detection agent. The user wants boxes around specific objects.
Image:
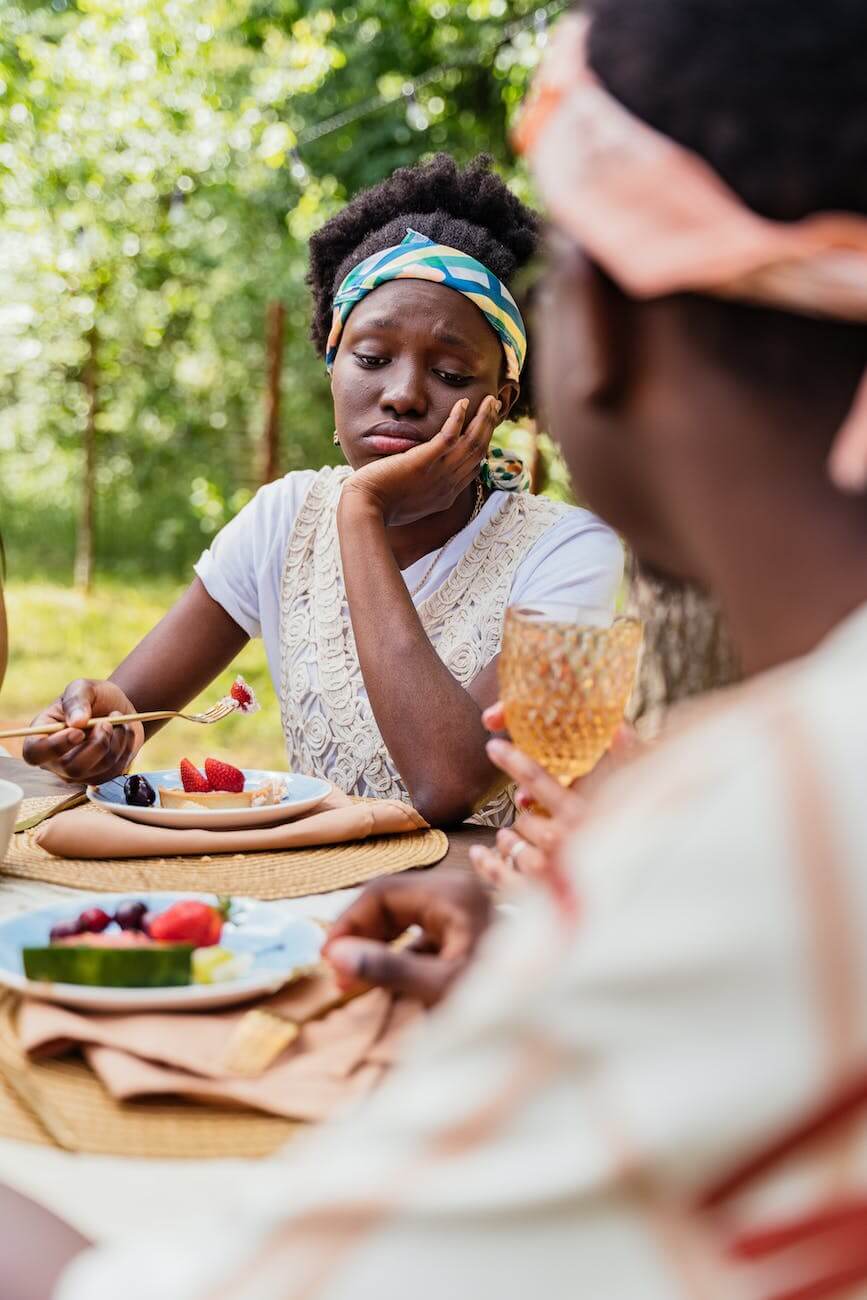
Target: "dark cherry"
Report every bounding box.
[49,919,83,942]
[124,775,156,807]
[115,900,148,932]
[77,907,111,934]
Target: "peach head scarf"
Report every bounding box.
[514,14,867,493]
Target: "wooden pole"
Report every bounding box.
[0,535,7,694]
[259,301,286,486]
[526,419,541,493]
[73,325,98,593]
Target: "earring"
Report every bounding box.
[333,431,340,446]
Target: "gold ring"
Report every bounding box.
[507,840,528,868]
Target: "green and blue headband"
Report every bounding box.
[325,228,528,382]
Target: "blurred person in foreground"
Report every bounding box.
[7,0,867,1295]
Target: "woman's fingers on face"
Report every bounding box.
[464,393,500,433]
[457,395,499,462]
[436,398,470,449]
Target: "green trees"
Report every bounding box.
[0,0,559,582]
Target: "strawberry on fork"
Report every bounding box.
[226,675,261,715]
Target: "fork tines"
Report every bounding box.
[200,699,237,723]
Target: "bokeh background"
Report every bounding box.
[1,0,567,767]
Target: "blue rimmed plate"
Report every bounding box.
[0,893,324,1011]
[88,768,331,831]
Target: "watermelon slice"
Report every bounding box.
[23,943,193,988]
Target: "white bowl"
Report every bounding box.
[0,779,23,866]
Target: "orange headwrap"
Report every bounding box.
[515,15,867,492]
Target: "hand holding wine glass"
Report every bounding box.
[473,709,637,889]
[498,603,642,786]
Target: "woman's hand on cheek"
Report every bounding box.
[340,394,501,528]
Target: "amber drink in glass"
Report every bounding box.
[499,605,642,784]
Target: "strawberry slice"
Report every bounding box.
[180,758,211,793]
[148,899,229,947]
[229,675,260,715]
[204,757,245,793]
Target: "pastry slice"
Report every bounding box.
[158,788,256,810]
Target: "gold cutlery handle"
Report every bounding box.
[14,791,88,833]
[0,710,174,740]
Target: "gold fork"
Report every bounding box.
[0,696,237,741]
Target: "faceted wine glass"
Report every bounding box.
[499,605,643,785]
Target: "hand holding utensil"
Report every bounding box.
[2,697,236,741]
[19,676,250,788]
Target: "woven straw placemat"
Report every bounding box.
[0,994,296,1157]
[2,797,448,899]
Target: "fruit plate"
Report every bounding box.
[88,769,332,831]
[0,893,324,1012]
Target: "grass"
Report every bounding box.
[1,579,287,771]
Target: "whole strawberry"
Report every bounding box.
[204,757,245,793]
[148,898,230,948]
[180,758,211,793]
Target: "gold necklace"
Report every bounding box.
[408,480,485,599]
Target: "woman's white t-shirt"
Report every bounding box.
[195,470,624,690]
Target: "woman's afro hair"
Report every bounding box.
[307,154,539,416]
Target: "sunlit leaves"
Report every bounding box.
[1,0,554,578]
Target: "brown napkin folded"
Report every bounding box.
[35,788,428,859]
[17,969,422,1120]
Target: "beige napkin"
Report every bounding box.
[17,970,422,1120]
[34,788,428,859]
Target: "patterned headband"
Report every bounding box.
[324,229,528,383]
[514,14,867,493]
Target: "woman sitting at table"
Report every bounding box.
[24,154,621,826]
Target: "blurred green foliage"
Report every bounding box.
[1,0,566,581]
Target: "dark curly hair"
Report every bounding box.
[585,0,867,403]
[307,154,539,417]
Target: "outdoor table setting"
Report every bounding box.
[0,753,492,1242]
[0,604,638,1242]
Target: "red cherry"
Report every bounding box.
[49,919,83,942]
[77,907,111,934]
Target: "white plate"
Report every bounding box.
[0,893,324,1011]
[88,768,331,830]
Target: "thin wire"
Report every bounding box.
[296,2,566,148]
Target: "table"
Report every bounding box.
[0,756,495,1240]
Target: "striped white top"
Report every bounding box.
[59,601,867,1300]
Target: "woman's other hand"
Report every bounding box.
[323,870,492,1006]
[22,678,144,785]
[340,394,501,527]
